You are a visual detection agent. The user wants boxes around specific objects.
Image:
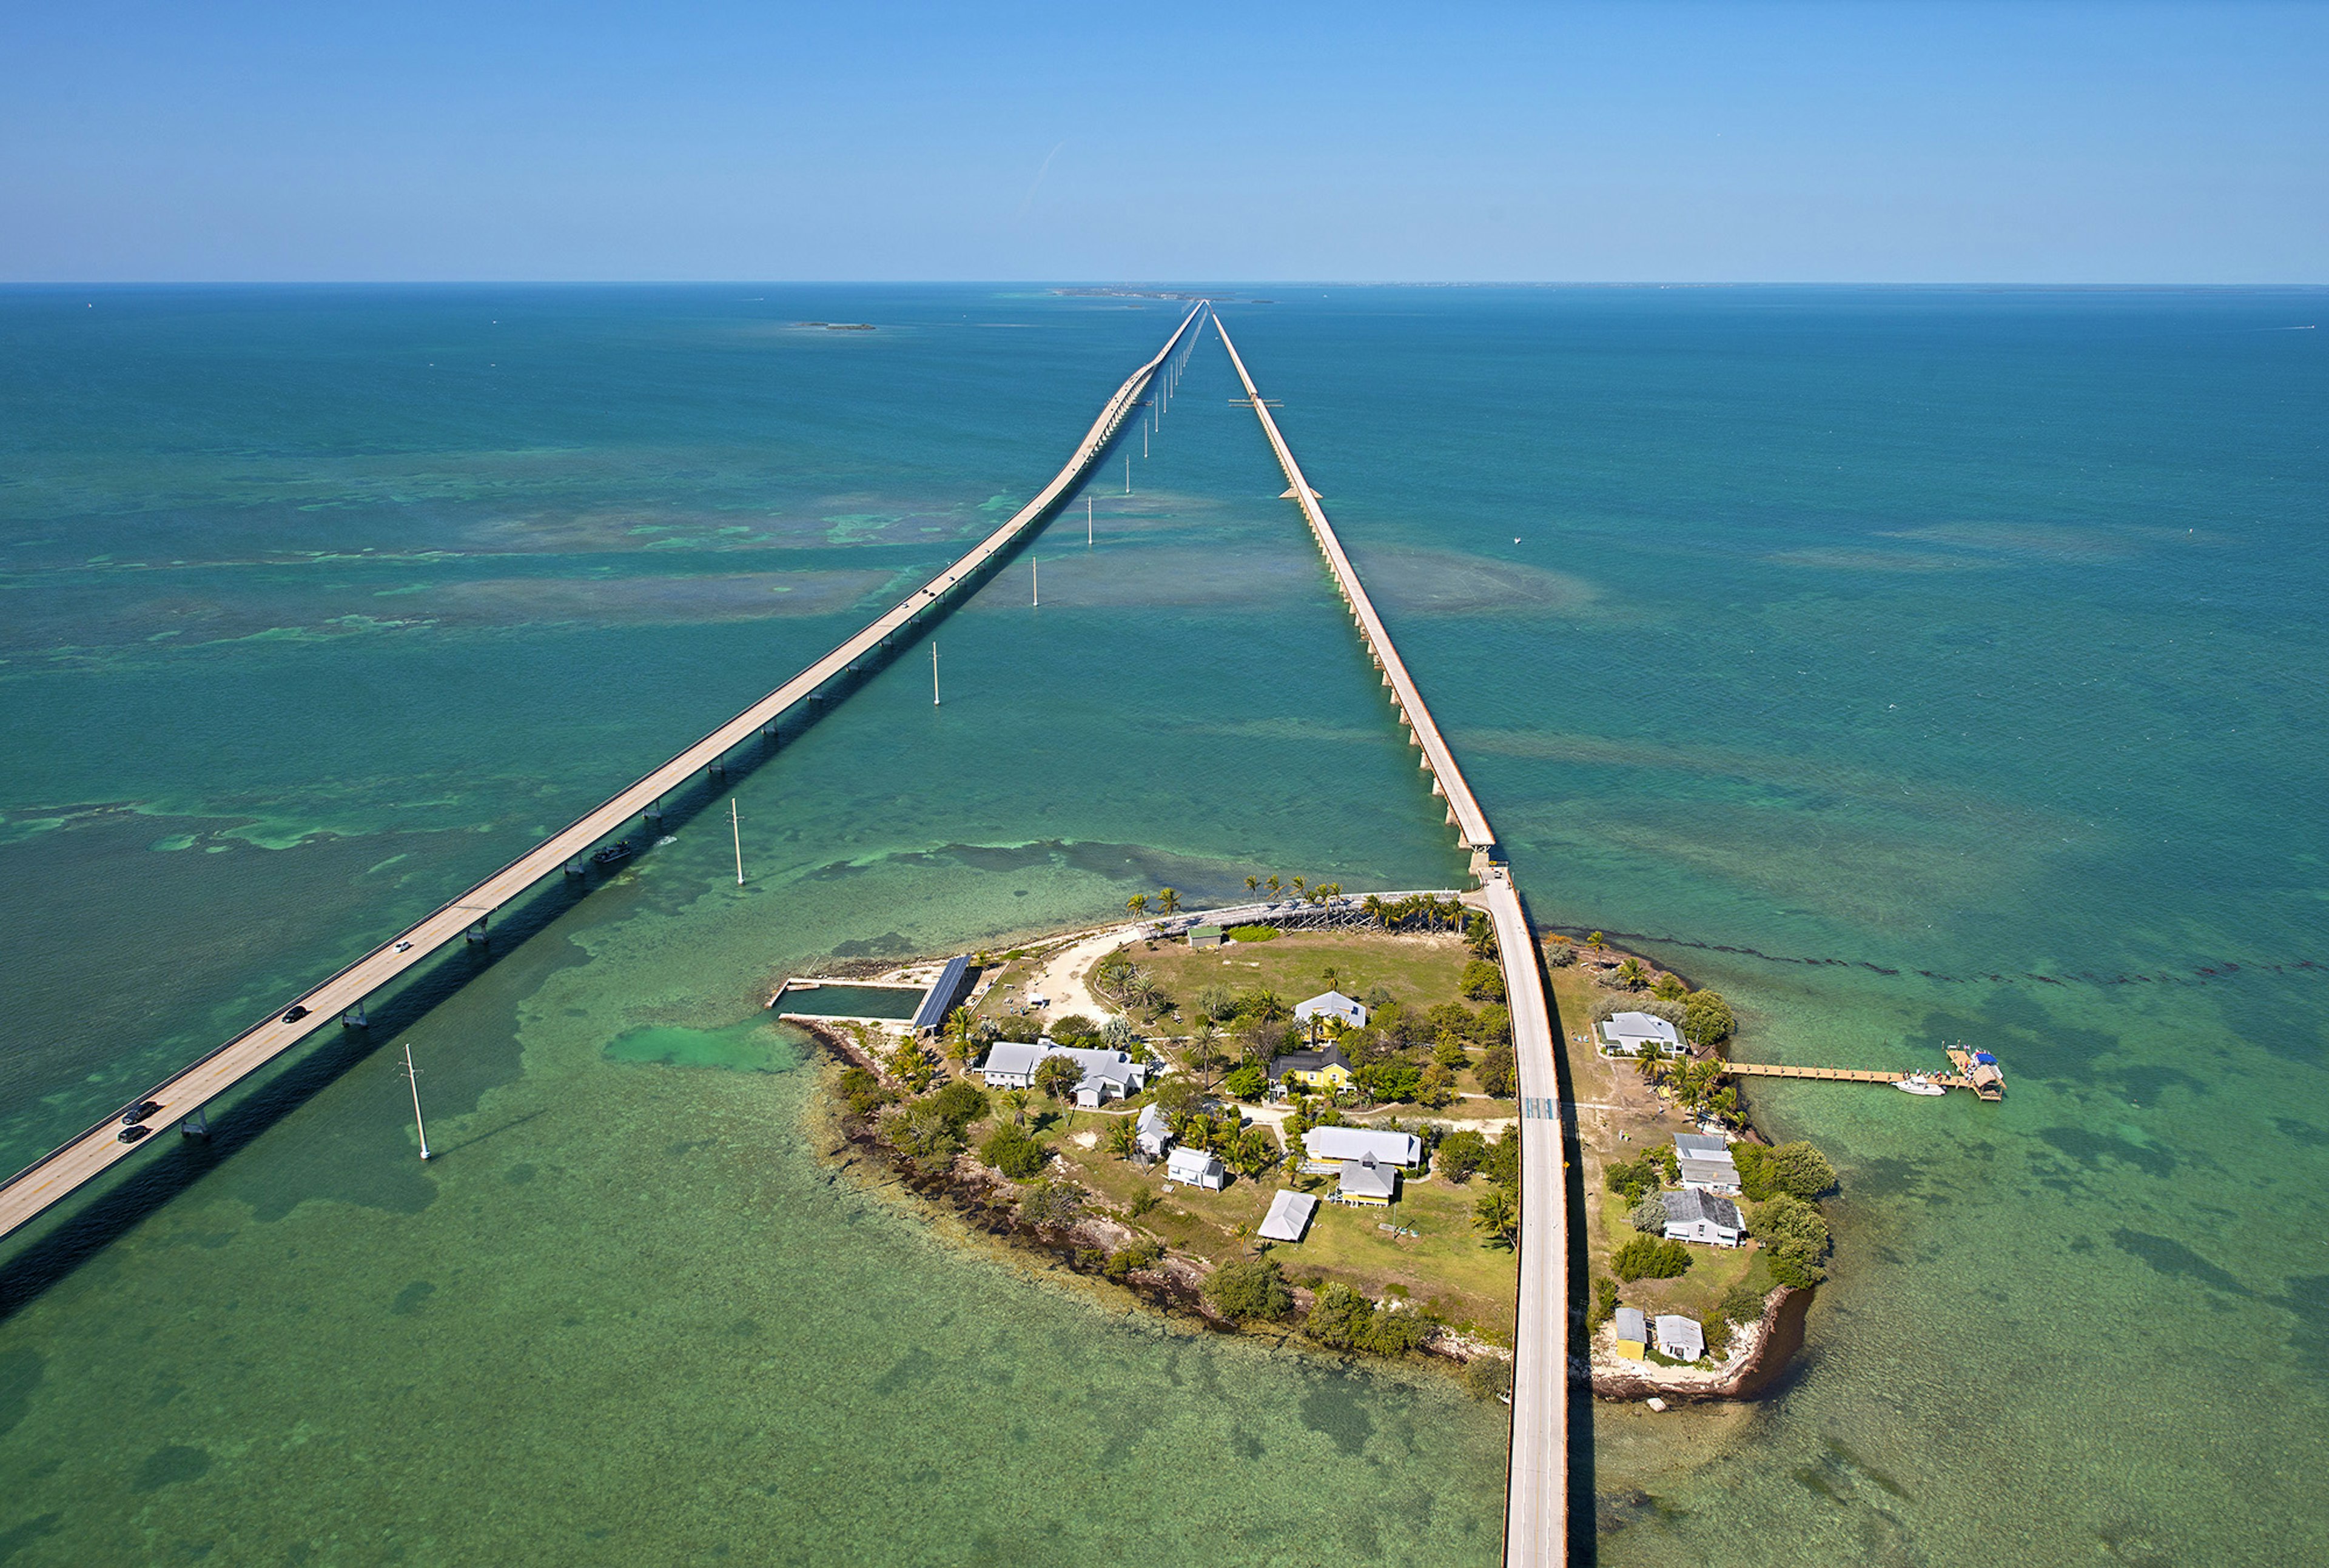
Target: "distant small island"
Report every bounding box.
[796,321,876,330]
[781,890,1832,1407]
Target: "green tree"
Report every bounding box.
[1220,1065,1268,1101]
[943,1006,984,1068]
[1612,1235,1692,1282]
[1355,1060,1422,1104]
[1464,910,1499,959]
[1545,942,1578,969]
[1750,1193,1831,1287]
[1484,1130,1521,1189]
[1719,1282,1768,1325]
[1048,1012,1100,1044]
[1476,1047,1518,1100]
[1627,1193,1670,1233]
[1103,1119,1138,1160]
[1264,874,1281,895]
[1205,1256,1294,1322]
[1682,990,1737,1048]
[1766,1141,1837,1199]
[1225,1125,1280,1179]
[1126,893,1148,916]
[1586,931,1606,951]
[1613,957,1648,991]
[1245,875,1260,894]
[1651,972,1687,1002]
[1032,1054,1084,1108]
[1433,1034,1473,1070]
[1588,1276,1620,1331]
[1437,1129,1488,1183]
[929,1079,989,1132]
[980,1121,1047,1179]
[1473,1185,1519,1248]
[1156,887,1181,914]
[1459,959,1506,1002]
[1149,1072,1207,1119]
[1470,1003,1511,1046]
[1003,1088,1032,1125]
[1197,983,1238,1022]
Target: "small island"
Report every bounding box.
[779,888,1835,1407]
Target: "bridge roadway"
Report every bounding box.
[1213,316,1569,1567]
[0,301,1211,1246]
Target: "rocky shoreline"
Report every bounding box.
[1586,1284,1807,1402]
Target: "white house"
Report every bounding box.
[1673,1133,1742,1194]
[1660,1188,1746,1247]
[1134,1102,1173,1160]
[1599,1011,1682,1056]
[1294,990,1368,1030]
[1166,1145,1225,1190]
[1300,1125,1422,1169]
[1258,1189,1318,1242]
[1336,1158,1398,1205]
[977,1042,1150,1106]
[1653,1313,1705,1361]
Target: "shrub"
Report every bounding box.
[1018,1178,1086,1230]
[980,1122,1047,1179]
[1049,1013,1101,1044]
[1305,1284,1433,1355]
[1460,959,1507,1002]
[1476,1047,1518,1100]
[1464,1354,1514,1402]
[1719,1282,1767,1325]
[1473,1186,1519,1248]
[1750,1194,1830,1287]
[1354,1060,1422,1104]
[1220,1065,1268,1101]
[1545,943,1577,969]
[1682,989,1736,1047]
[990,1013,1043,1044]
[1438,1129,1488,1183]
[1588,1276,1619,1331]
[1766,1141,1837,1199]
[1612,1236,1693,1282]
[1730,1141,1773,1201]
[1126,1190,1159,1218]
[881,1103,962,1162]
[1205,1257,1294,1322]
[838,1067,891,1120]
[1604,1154,1662,1205]
[1432,1034,1473,1070]
[1225,924,1280,943]
[1470,1004,1511,1046]
[1484,1130,1521,1189]
[1103,1239,1164,1281]
[1627,1194,1670,1234]
[1196,983,1238,1022]
[927,1079,989,1131]
[1652,972,1687,1002]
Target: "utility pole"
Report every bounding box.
[1124,454,1130,495]
[403,1044,431,1161]
[932,642,941,706]
[1087,496,1092,547]
[731,799,744,886]
[1032,555,1040,607]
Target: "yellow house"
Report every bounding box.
[1270,1047,1354,1093]
[1336,1159,1398,1206]
[1613,1307,1648,1360]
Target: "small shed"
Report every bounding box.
[1166,1145,1225,1191]
[1188,925,1225,950]
[1258,1189,1319,1243]
[1336,1158,1398,1205]
[1653,1313,1704,1361]
[1612,1307,1648,1359]
[1134,1103,1172,1160]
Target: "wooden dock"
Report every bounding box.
[1727,1060,1983,1093]
[0,303,1211,1246]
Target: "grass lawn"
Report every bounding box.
[1138,928,1476,1020]
[1015,1102,1519,1342]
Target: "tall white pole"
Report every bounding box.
[932,642,940,706]
[1124,454,1130,495]
[731,798,744,886]
[404,1044,431,1161]
[1087,496,1092,548]
[1032,555,1039,607]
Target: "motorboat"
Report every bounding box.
[1895,1074,1946,1096]
[592,841,633,867]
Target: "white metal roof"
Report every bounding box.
[1258,1189,1318,1242]
[1302,1125,1422,1166]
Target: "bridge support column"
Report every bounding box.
[645,802,663,826]
[708,760,725,779]
[565,858,586,876]
[465,917,489,946]
[180,1108,210,1140]
[342,1002,369,1028]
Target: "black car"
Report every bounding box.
[117,1124,152,1145]
[119,1100,161,1126]
[281,1005,310,1024]
[592,842,633,866]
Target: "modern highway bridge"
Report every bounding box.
[0,300,1209,1246]
[1215,315,1573,1568]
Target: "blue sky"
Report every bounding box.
[3,1,2322,282]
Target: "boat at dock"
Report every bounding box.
[1894,1074,1946,1096]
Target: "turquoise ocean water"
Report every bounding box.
[0,284,2323,1564]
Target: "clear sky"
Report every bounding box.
[3,0,2323,283]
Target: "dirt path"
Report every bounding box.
[1025,923,1143,1022]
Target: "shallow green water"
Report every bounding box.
[1,284,2325,1563]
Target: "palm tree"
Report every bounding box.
[1126,893,1148,916]
[1157,887,1181,915]
[1265,874,1281,895]
[1291,876,1306,899]
[1033,1054,1083,1115]
[943,1006,982,1069]
[1361,894,1385,928]
[1245,875,1260,896]
[1104,1119,1138,1160]
[1587,931,1606,951]
[1004,1088,1032,1125]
